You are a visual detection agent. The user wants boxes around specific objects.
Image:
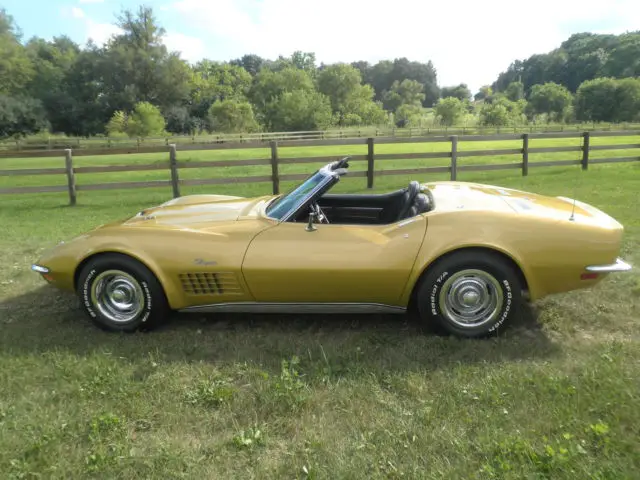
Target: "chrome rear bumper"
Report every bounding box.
[585,258,632,273]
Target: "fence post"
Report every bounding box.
[270,141,280,195]
[169,144,180,198]
[366,137,375,189]
[64,149,77,206]
[450,135,458,181]
[522,133,529,177]
[581,131,590,171]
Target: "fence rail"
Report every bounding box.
[3,122,640,154]
[1,130,639,204]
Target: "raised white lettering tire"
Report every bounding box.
[76,253,169,332]
[415,250,522,338]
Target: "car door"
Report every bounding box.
[241,215,428,305]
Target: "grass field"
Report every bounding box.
[1,136,639,478]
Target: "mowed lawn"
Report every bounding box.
[0,136,639,478]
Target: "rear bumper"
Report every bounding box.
[585,257,632,273]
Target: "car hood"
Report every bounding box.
[119,194,274,229]
[424,181,622,227]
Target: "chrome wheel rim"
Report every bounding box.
[438,269,503,328]
[90,270,144,323]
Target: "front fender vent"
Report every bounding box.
[178,272,241,295]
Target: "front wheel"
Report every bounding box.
[415,251,522,338]
[76,253,169,332]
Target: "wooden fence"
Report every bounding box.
[1,130,639,205]
[3,122,640,153]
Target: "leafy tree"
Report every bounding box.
[505,81,524,101]
[474,85,493,101]
[126,101,166,138]
[266,90,333,131]
[208,99,260,133]
[290,51,316,73]
[574,77,619,122]
[479,97,525,126]
[435,97,467,126]
[527,82,573,122]
[394,104,422,127]
[105,110,128,136]
[230,54,264,76]
[382,79,425,112]
[440,84,471,102]
[0,95,48,139]
[164,105,198,134]
[575,77,640,122]
[613,77,640,122]
[316,63,384,126]
[0,9,34,96]
[493,31,640,94]
[249,67,315,114]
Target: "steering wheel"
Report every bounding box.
[310,202,330,224]
[396,181,421,221]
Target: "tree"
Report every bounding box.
[613,77,640,122]
[527,82,573,122]
[126,101,165,138]
[479,97,526,126]
[440,84,471,102]
[266,90,334,132]
[230,54,264,76]
[575,77,640,122]
[316,63,385,126]
[0,9,34,96]
[164,105,198,134]
[435,97,466,126]
[0,95,48,139]
[574,77,619,122]
[474,85,493,101]
[208,99,260,133]
[105,110,128,137]
[382,79,425,112]
[249,67,315,115]
[505,81,524,101]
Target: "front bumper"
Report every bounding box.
[31,264,50,274]
[585,257,633,273]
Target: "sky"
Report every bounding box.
[4,0,640,92]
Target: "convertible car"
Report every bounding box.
[31,157,632,338]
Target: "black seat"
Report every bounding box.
[396,182,434,221]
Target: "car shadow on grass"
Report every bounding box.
[1,285,561,375]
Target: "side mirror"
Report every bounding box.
[306,212,318,232]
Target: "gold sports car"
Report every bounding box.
[31,158,632,338]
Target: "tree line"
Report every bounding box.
[1,5,639,141]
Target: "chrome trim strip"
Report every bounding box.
[178,302,407,314]
[31,264,50,274]
[585,257,632,273]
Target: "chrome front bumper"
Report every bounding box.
[31,264,50,274]
[585,257,633,273]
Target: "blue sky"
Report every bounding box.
[4,0,639,92]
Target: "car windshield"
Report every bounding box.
[265,170,328,220]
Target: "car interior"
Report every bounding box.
[292,180,436,225]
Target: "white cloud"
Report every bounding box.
[70,7,85,19]
[170,0,640,92]
[85,19,122,45]
[163,32,206,62]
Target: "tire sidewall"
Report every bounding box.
[418,253,520,337]
[77,255,166,332]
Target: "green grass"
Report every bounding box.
[0,138,639,478]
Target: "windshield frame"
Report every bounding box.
[265,164,339,222]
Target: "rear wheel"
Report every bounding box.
[415,250,522,338]
[76,253,169,332]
